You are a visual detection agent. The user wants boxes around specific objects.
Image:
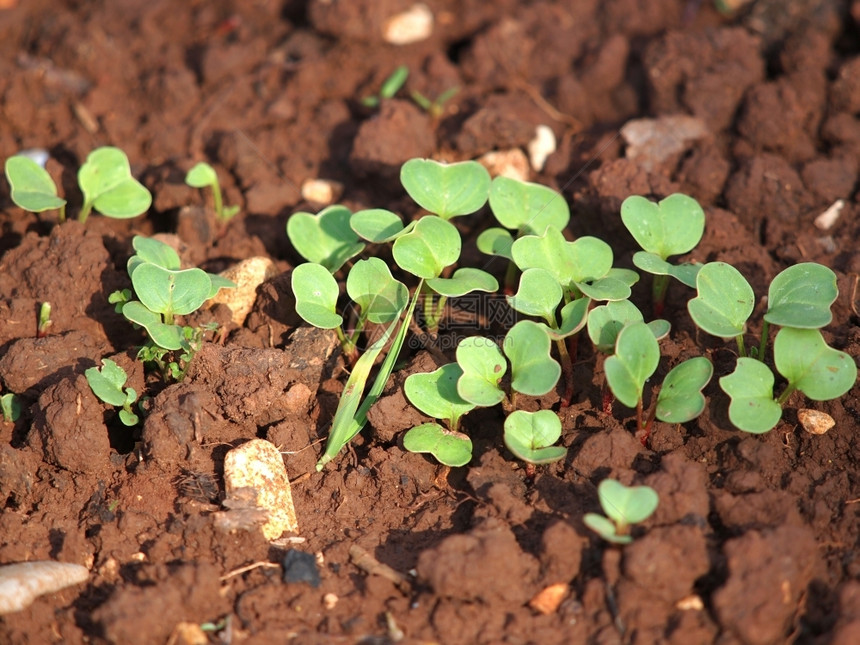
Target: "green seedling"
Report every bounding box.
[403,363,475,467]
[503,410,566,465]
[5,147,151,224]
[654,357,713,424]
[185,162,239,222]
[584,479,659,544]
[720,329,856,433]
[0,393,22,423]
[287,205,365,273]
[37,302,52,338]
[621,193,705,317]
[361,65,409,108]
[410,86,460,119]
[400,158,491,220]
[85,359,139,426]
[687,262,755,355]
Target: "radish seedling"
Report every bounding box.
[85,359,139,426]
[185,161,239,222]
[399,158,491,221]
[37,302,52,338]
[0,393,21,423]
[5,147,151,224]
[584,479,659,544]
[287,204,365,273]
[410,85,460,119]
[503,410,566,465]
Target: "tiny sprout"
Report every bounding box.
[185,162,239,221]
[361,65,409,108]
[85,359,139,426]
[584,479,659,544]
[0,393,22,423]
[37,302,52,338]
[410,86,460,119]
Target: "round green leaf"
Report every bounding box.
[632,252,701,288]
[4,155,66,212]
[576,276,631,302]
[620,193,705,260]
[131,263,212,317]
[404,363,476,427]
[426,268,499,298]
[506,268,563,322]
[504,321,561,396]
[719,357,782,433]
[85,359,129,407]
[687,262,754,338]
[287,205,365,273]
[78,147,152,218]
[392,216,461,279]
[131,235,181,270]
[489,175,569,235]
[350,208,406,243]
[503,410,566,464]
[538,297,590,340]
[774,328,857,401]
[584,513,629,544]
[403,422,472,467]
[455,337,506,407]
[400,158,490,219]
[587,300,645,353]
[121,301,185,350]
[346,258,407,324]
[185,162,217,188]
[604,321,660,408]
[119,409,140,426]
[597,479,659,526]
[512,229,613,289]
[656,357,713,423]
[764,263,837,329]
[476,227,514,260]
[291,263,343,329]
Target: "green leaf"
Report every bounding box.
[380,65,409,99]
[584,513,630,544]
[620,193,705,260]
[400,158,490,219]
[403,422,472,467]
[131,263,212,317]
[511,229,613,291]
[118,409,139,426]
[656,357,713,423]
[121,301,185,350]
[764,263,838,329]
[587,300,645,354]
[131,236,181,270]
[503,410,566,464]
[455,337,507,407]
[687,262,754,339]
[350,208,407,243]
[476,227,514,261]
[78,147,152,218]
[184,162,217,188]
[537,298,590,340]
[0,393,22,422]
[346,258,407,324]
[4,155,66,212]
[426,268,499,298]
[404,363,476,429]
[597,479,659,527]
[85,359,130,407]
[576,276,631,302]
[719,357,782,433]
[206,274,237,298]
[774,328,857,400]
[291,263,343,329]
[507,268,562,322]
[632,252,701,288]
[604,321,660,408]
[488,175,569,235]
[392,216,461,279]
[286,205,365,273]
[504,321,561,396]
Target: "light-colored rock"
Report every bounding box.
[527,125,557,172]
[0,561,89,614]
[814,200,845,231]
[383,3,434,45]
[478,148,530,182]
[798,409,835,435]
[528,583,568,615]
[209,256,278,326]
[223,439,298,539]
[621,115,709,172]
[301,178,344,206]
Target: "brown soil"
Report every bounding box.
[1,1,859,643]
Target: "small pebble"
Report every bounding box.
[301,178,344,206]
[282,549,321,588]
[223,439,298,540]
[621,115,708,172]
[323,592,339,609]
[676,594,705,611]
[383,3,434,45]
[813,199,845,231]
[527,125,556,172]
[798,409,835,435]
[209,256,278,326]
[0,561,89,614]
[528,583,568,615]
[478,148,530,182]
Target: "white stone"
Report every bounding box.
[383,3,434,45]
[813,199,845,231]
[478,148,530,182]
[798,409,835,435]
[0,561,89,614]
[621,115,708,172]
[301,178,344,206]
[209,256,278,326]
[527,125,557,172]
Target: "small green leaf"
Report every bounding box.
[0,393,22,423]
[85,359,133,410]
[291,263,343,329]
[512,229,613,291]
[584,513,629,544]
[118,409,139,426]
[764,263,838,329]
[604,321,660,408]
[537,298,590,340]
[503,410,566,464]
[130,235,181,270]
[392,216,461,279]
[576,275,631,302]
[78,147,152,219]
[621,193,705,260]
[4,155,66,212]
[774,328,857,400]
[688,262,754,339]
[488,175,569,235]
[597,479,659,526]
[719,357,782,433]
[476,227,514,260]
[350,208,407,243]
[380,65,409,99]
[403,422,472,467]
[506,268,562,322]
[346,258,407,324]
[206,274,237,298]
[587,300,645,354]
[184,162,217,188]
[426,268,499,298]
[504,321,561,396]
[455,337,507,407]
[121,301,186,350]
[286,205,365,273]
[400,159,490,219]
[656,357,713,423]
[131,264,212,317]
[405,364,476,431]
[632,252,701,288]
